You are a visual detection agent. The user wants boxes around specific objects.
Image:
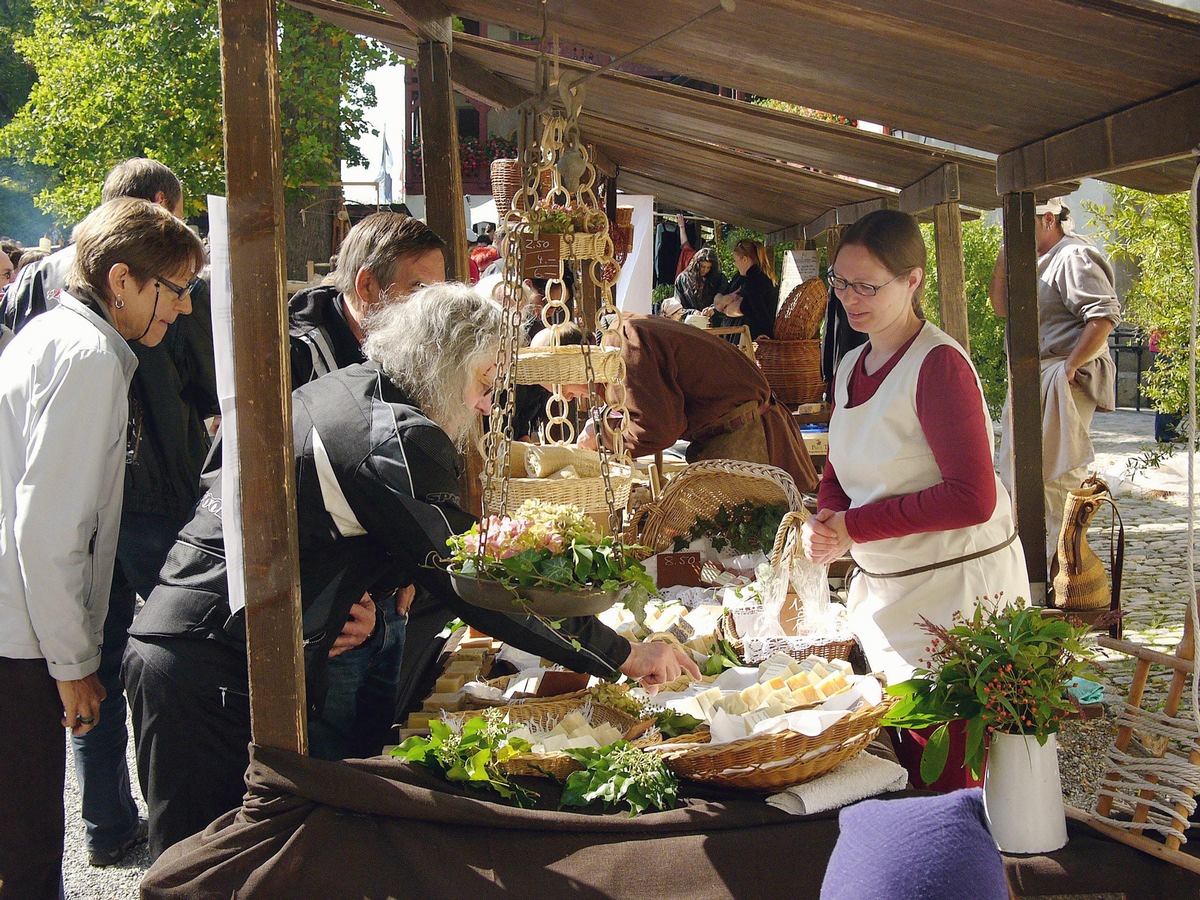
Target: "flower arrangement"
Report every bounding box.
[525,198,605,235]
[407,134,518,175]
[881,598,1095,783]
[446,500,655,596]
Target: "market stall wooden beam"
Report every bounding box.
[1002,191,1047,599]
[417,39,470,282]
[218,0,306,754]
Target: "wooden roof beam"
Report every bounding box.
[997,81,1200,193]
[792,197,898,244]
[899,163,961,214]
[376,0,453,45]
[449,53,529,109]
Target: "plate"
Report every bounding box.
[448,571,618,617]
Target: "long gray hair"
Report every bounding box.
[362,282,505,444]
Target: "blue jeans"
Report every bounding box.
[71,510,184,852]
[308,597,408,761]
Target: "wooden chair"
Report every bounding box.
[706,325,756,362]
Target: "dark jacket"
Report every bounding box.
[673,268,731,312]
[131,363,631,716]
[5,245,217,520]
[288,284,364,385]
[728,264,779,340]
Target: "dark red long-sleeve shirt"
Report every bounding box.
[818,333,997,543]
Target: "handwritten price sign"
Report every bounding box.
[521,233,562,280]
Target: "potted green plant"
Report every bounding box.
[882,599,1095,853]
[444,500,655,618]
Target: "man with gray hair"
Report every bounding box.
[289,210,446,383]
[990,197,1122,572]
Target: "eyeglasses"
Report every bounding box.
[154,273,202,300]
[828,271,908,297]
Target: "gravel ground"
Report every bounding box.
[59,408,1196,897]
[62,708,150,899]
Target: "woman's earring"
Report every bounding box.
[115,296,125,309]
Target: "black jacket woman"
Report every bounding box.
[710,239,779,340]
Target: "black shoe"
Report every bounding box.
[87,818,148,867]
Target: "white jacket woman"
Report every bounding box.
[0,197,205,897]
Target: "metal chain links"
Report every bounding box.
[478,62,631,550]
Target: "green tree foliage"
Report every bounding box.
[921,219,1008,419]
[1086,188,1195,416]
[0,0,389,223]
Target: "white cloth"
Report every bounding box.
[830,324,1028,683]
[0,292,137,680]
[765,750,909,816]
[998,357,1096,487]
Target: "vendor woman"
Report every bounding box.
[800,210,1028,787]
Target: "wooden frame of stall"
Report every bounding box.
[217,0,1200,777]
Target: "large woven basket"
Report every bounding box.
[775,279,829,341]
[722,510,856,664]
[650,692,895,791]
[755,338,824,405]
[623,459,805,561]
[514,345,623,386]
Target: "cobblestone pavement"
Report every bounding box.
[1057,408,1198,811]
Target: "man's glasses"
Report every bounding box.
[828,271,908,297]
[154,273,202,300]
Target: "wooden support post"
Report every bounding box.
[604,174,617,224]
[1002,192,1048,601]
[933,200,969,352]
[217,0,306,754]
[417,40,469,282]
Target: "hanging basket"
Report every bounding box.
[490,159,523,221]
[447,571,620,617]
[520,231,606,280]
[515,345,624,386]
[482,466,633,535]
[755,338,825,405]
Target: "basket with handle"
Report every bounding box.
[648,690,895,791]
[721,510,856,664]
[623,459,806,561]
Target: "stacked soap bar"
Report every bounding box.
[683,654,854,722]
[510,711,626,753]
[402,643,494,731]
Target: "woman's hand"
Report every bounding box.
[801,508,852,566]
[619,642,702,694]
[58,674,106,736]
[578,417,599,451]
[700,306,717,318]
[713,288,742,313]
[329,592,376,658]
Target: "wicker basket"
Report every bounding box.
[721,510,856,664]
[623,459,806,561]
[774,279,829,342]
[487,697,654,780]
[650,692,895,791]
[490,159,523,220]
[755,337,824,405]
[482,465,632,534]
[514,345,623,387]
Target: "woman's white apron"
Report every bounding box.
[829,324,1029,683]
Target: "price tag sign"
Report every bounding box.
[521,233,562,280]
[657,551,704,588]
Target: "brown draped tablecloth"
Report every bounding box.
[141,744,1200,898]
